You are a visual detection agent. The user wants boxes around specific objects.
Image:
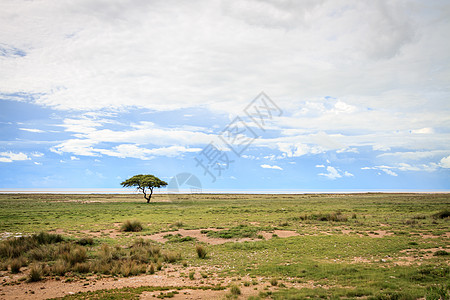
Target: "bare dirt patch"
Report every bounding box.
[340,229,393,238]
[0,267,317,300]
[421,232,450,239]
[142,228,300,245]
[140,288,228,300]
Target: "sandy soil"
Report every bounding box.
[0,267,315,300]
[350,246,450,266]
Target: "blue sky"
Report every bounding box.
[1,0,450,192]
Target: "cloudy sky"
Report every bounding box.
[1,0,449,192]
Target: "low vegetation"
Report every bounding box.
[195,244,207,259]
[205,224,261,239]
[432,210,450,219]
[0,193,448,299]
[0,233,182,280]
[120,220,143,232]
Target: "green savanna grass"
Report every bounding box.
[0,193,449,299]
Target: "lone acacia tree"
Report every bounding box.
[121,174,168,203]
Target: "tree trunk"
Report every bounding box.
[142,187,153,203]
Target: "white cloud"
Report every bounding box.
[377,150,449,161]
[373,145,391,152]
[361,162,443,175]
[70,156,79,160]
[34,162,42,165]
[31,152,44,157]
[337,147,359,154]
[49,115,217,160]
[99,144,201,160]
[319,166,353,179]
[411,127,434,134]
[381,168,398,177]
[50,139,98,156]
[19,128,44,133]
[0,151,30,163]
[276,142,324,158]
[1,1,448,117]
[439,156,450,168]
[319,166,342,180]
[1,0,450,167]
[260,164,283,170]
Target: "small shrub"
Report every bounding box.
[148,263,155,274]
[28,246,55,261]
[196,244,207,259]
[149,245,161,256]
[10,257,25,274]
[162,251,181,263]
[28,264,43,282]
[432,210,450,219]
[230,285,241,295]
[73,262,91,273]
[33,232,64,244]
[76,237,94,246]
[98,244,112,263]
[405,219,417,225]
[52,260,69,276]
[62,246,87,265]
[270,278,278,286]
[120,260,145,277]
[170,221,184,228]
[91,260,112,275]
[0,237,33,258]
[434,250,449,256]
[156,261,162,271]
[189,271,195,280]
[121,220,143,232]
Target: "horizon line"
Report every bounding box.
[0,188,449,194]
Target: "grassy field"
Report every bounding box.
[0,193,449,299]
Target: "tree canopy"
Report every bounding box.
[120,174,168,203]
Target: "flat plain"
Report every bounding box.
[0,193,448,299]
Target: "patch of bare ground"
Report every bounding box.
[420,232,450,239]
[143,229,300,245]
[340,229,393,238]
[395,246,450,265]
[351,246,450,266]
[0,267,316,300]
[140,288,229,300]
[351,257,372,264]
